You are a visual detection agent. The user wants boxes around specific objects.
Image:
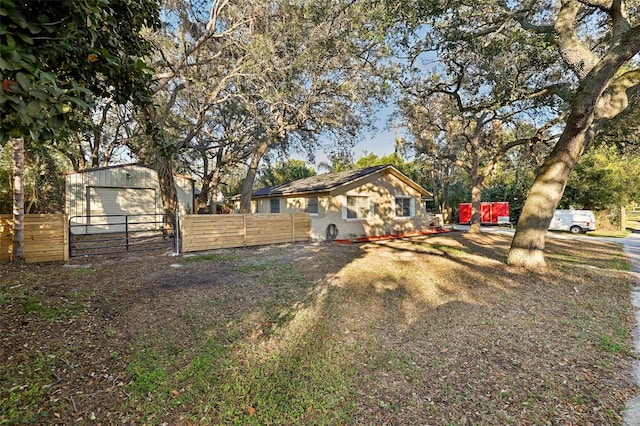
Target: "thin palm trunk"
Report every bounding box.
[12,137,25,262]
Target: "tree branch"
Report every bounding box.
[594,68,640,120]
[554,0,599,79]
[513,9,554,33]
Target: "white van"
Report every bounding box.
[549,209,596,234]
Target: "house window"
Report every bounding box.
[346,195,369,219]
[424,197,436,214]
[270,198,280,213]
[395,196,413,217]
[306,197,318,214]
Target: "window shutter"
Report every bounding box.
[410,197,416,217]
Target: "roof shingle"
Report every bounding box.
[252,165,390,197]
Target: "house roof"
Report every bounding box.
[250,164,431,198]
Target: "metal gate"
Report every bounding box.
[68,213,177,258]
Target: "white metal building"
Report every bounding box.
[65,164,195,233]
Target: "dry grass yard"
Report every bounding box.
[1,231,638,425]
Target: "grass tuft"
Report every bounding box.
[183,253,238,263]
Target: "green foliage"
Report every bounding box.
[597,329,631,355]
[0,144,11,212]
[593,87,640,155]
[258,159,315,187]
[0,142,69,213]
[353,152,383,168]
[561,145,640,210]
[125,318,355,424]
[0,0,160,143]
[220,166,249,198]
[482,146,542,221]
[319,148,355,172]
[354,151,408,171]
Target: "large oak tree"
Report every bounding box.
[142,1,387,216]
[392,0,640,268]
[506,1,640,267]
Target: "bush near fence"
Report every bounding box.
[0,214,68,263]
[181,213,310,253]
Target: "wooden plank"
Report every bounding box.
[182,225,244,233]
[24,242,65,250]
[25,254,64,262]
[183,239,244,248]
[0,214,66,263]
[22,225,64,232]
[23,233,65,241]
[243,214,246,247]
[185,233,245,241]
[245,235,292,244]
[63,216,69,262]
[179,213,311,254]
[183,238,244,252]
[244,225,293,232]
[243,233,287,240]
[183,228,245,236]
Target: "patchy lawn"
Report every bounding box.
[1,231,638,425]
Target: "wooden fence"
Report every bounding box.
[181,213,310,253]
[0,214,68,263]
[0,213,311,262]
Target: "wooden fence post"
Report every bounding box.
[243,214,247,247]
[63,215,69,262]
[291,213,295,242]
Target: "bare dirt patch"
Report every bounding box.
[1,232,637,425]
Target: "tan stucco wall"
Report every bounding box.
[251,170,435,241]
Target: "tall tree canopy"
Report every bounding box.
[137,0,389,215]
[392,0,640,267]
[258,159,316,188]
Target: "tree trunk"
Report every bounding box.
[429,168,442,214]
[507,25,640,268]
[199,176,211,213]
[156,155,178,234]
[76,137,87,170]
[12,137,25,263]
[198,156,211,213]
[239,139,270,213]
[144,104,178,229]
[507,118,589,268]
[469,177,482,234]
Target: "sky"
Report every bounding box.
[304,105,408,170]
[352,126,402,157]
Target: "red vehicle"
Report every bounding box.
[459,202,510,225]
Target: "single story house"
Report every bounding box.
[65,163,195,233]
[237,164,439,241]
